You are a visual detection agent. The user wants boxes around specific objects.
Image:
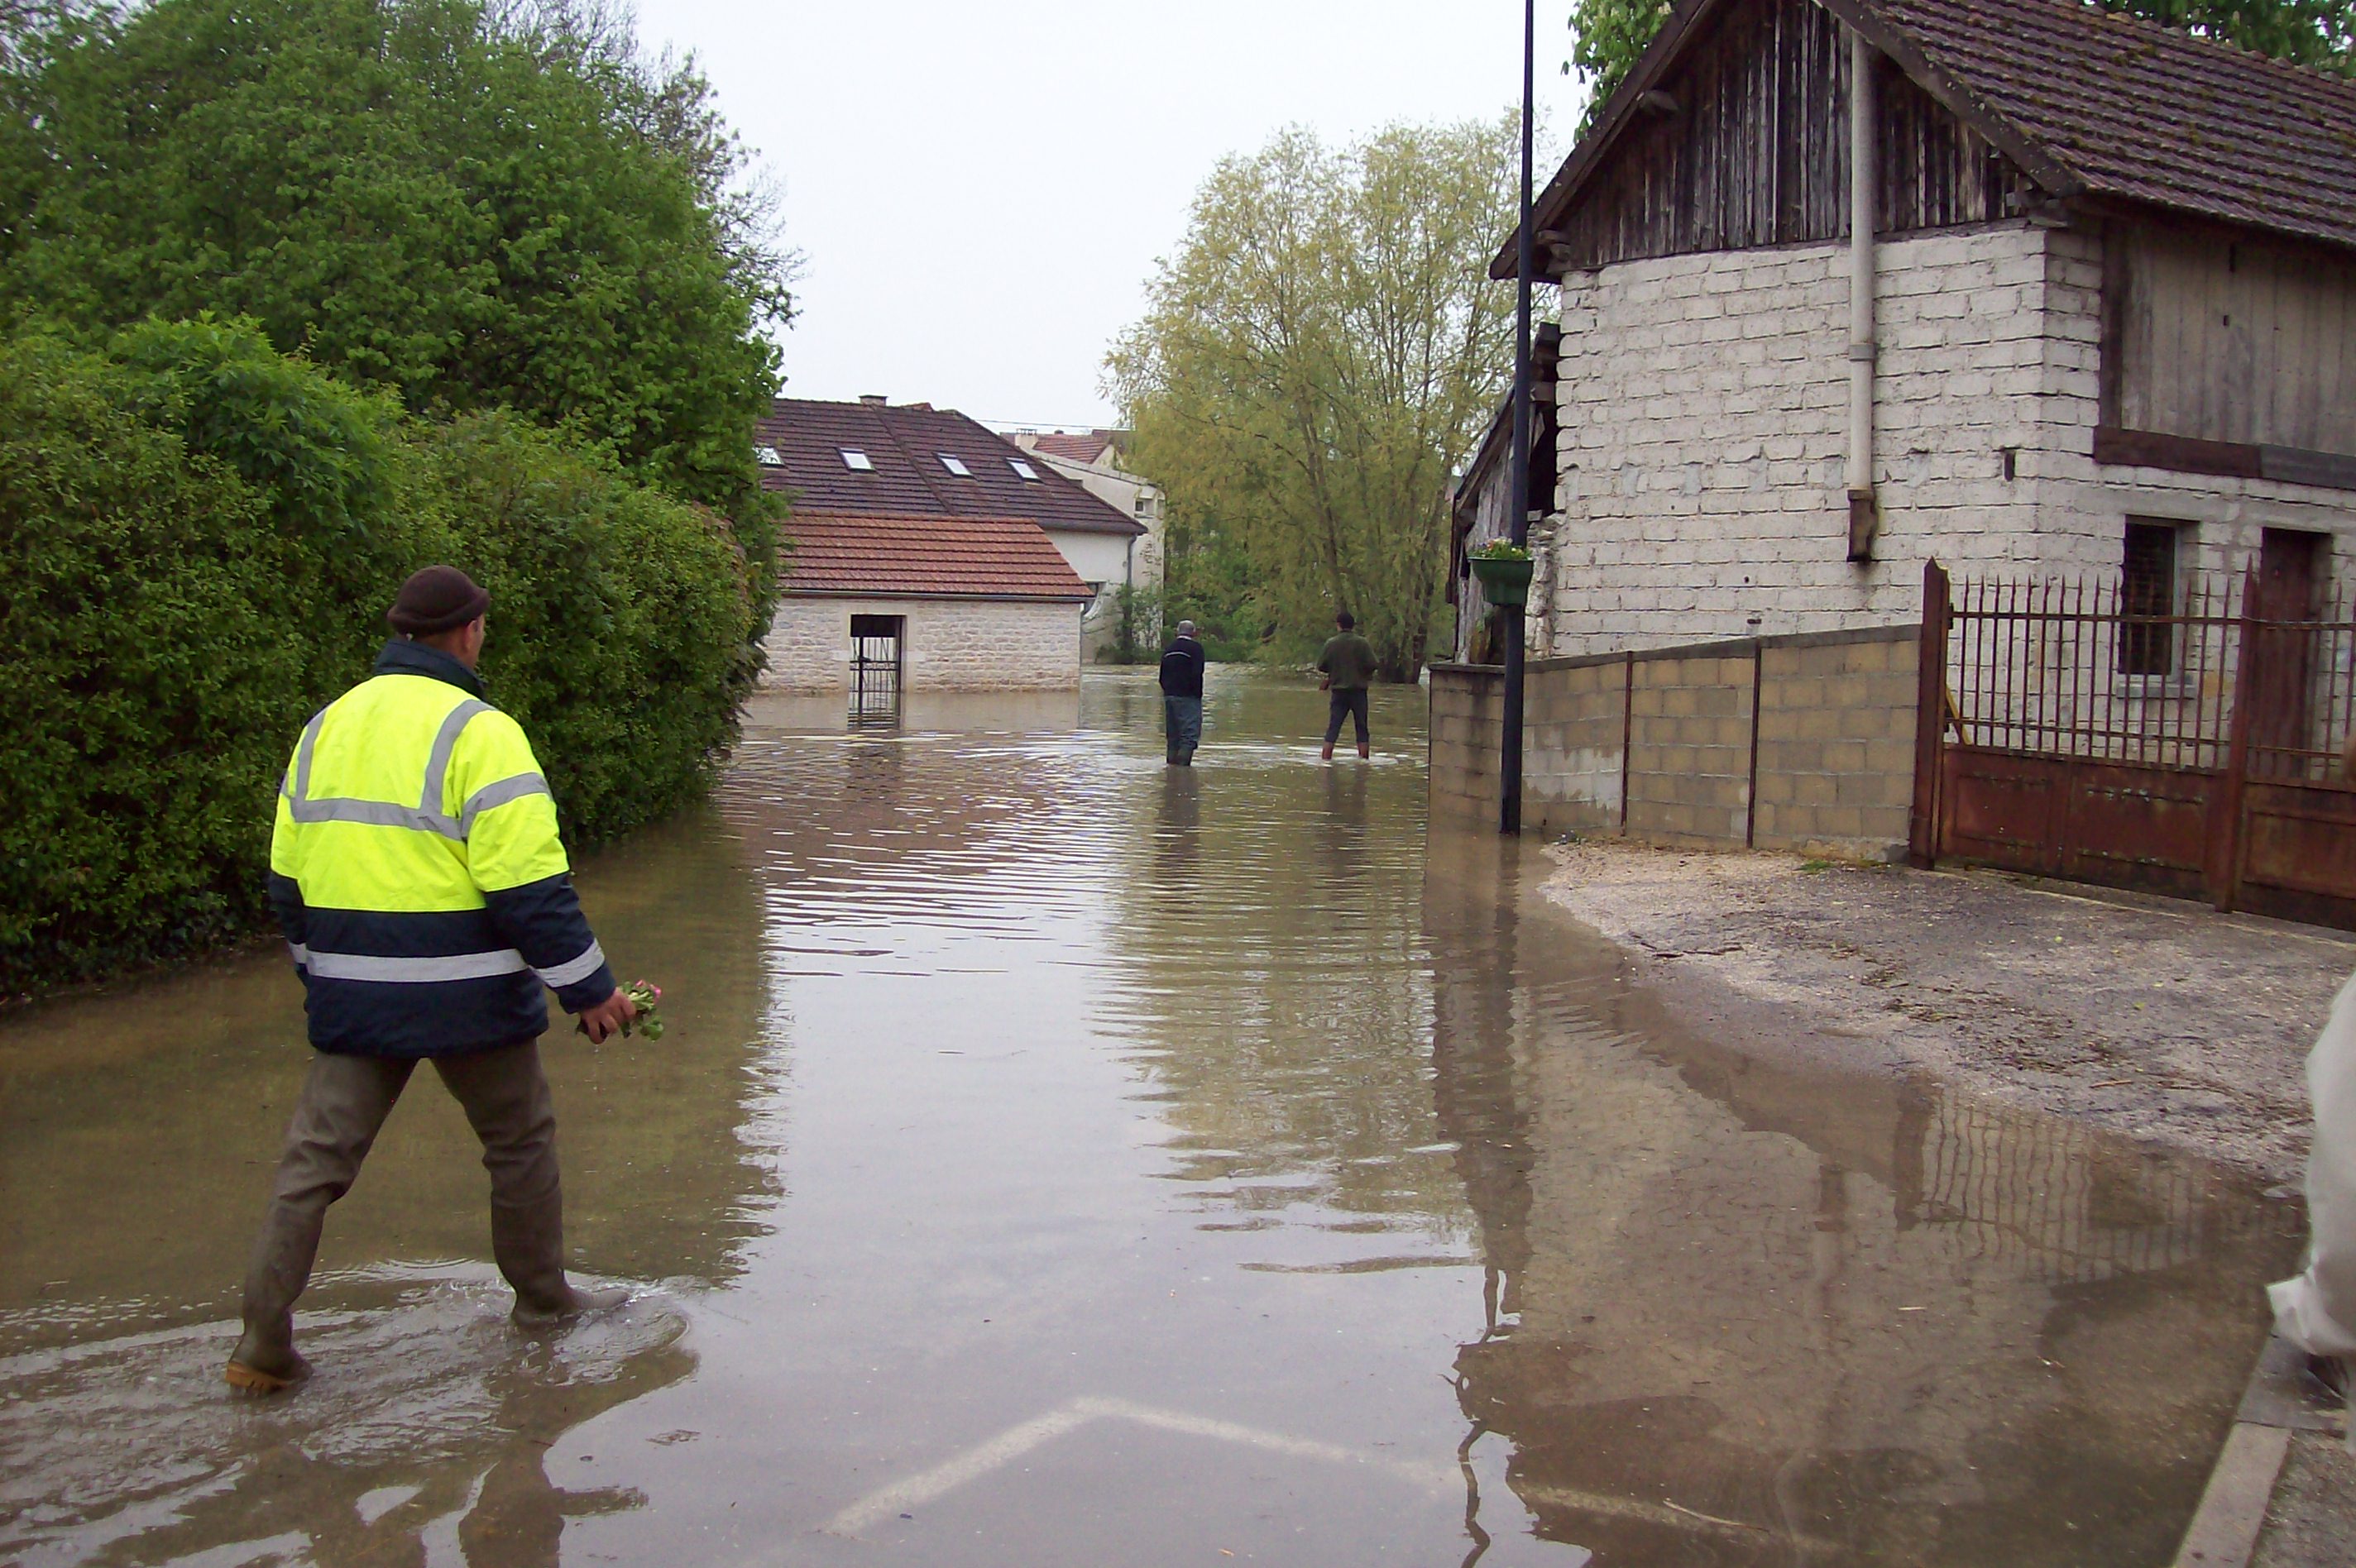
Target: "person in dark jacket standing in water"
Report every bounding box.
[1159,619,1208,765]
[226,566,638,1394]
[1317,611,1380,762]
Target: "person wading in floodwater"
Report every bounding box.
[1316,611,1379,762]
[1159,618,1207,766]
[226,566,638,1394]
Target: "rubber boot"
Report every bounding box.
[227,1210,316,1394]
[1320,743,1334,762]
[228,1188,333,1392]
[1357,741,1371,760]
[496,1188,628,1327]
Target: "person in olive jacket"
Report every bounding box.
[1158,620,1207,765]
[1317,611,1379,761]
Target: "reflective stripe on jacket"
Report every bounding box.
[267,638,615,1056]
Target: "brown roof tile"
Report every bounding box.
[1865,0,2356,251]
[755,399,1144,536]
[779,511,1094,602]
[1511,0,2356,268]
[1027,431,1117,465]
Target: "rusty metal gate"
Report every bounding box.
[849,614,903,726]
[1909,556,2356,930]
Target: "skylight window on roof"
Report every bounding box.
[840,448,874,471]
[754,445,783,466]
[1009,459,1040,480]
[938,454,972,477]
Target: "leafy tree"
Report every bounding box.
[2100,0,2355,69]
[1111,120,1519,681]
[1566,0,2353,129]
[1566,0,1676,123]
[0,0,793,601]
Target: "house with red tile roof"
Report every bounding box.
[752,396,1142,700]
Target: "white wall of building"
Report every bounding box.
[760,596,1083,693]
[1026,447,1167,657]
[1542,221,2356,659]
[1043,529,1135,589]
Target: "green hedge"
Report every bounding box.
[0,320,756,993]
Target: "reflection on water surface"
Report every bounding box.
[0,668,2295,1566]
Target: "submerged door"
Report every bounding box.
[850,614,903,724]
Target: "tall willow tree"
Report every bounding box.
[1111,119,1518,679]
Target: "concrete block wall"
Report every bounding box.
[760,596,1082,693]
[1751,632,1919,860]
[1523,659,1625,830]
[1624,653,1758,847]
[1432,624,1921,862]
[1429,666,1505,821]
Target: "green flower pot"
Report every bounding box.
[1470,555,1534,609]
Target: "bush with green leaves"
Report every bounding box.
[0,320,754,994]
[421,412,755,840]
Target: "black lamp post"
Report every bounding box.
[1500,0,1535,836]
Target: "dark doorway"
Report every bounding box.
[850,614,903,725]
[2249,530,2327,776]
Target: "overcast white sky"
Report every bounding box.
[631,1,1586,430]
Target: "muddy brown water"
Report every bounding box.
[0,668,2301,1566]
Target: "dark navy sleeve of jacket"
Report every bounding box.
[267,871,311,989]
[482,872,617,1011]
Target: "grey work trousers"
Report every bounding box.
[241,1038,567,1343]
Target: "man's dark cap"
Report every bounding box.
[386,566,490,636]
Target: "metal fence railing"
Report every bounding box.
[1915,559,2356,928]
[1942,571,2356,782]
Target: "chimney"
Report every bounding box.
[859,394,888,407]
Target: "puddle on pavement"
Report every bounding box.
[0,669,2301,1566]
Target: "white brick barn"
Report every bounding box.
[1488,0,2356,661]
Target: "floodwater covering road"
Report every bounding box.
[0,668,2302,1566]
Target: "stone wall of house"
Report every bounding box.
[1431,624,1920,862]
[1542,219,2356,660]
[761,596,1081,693]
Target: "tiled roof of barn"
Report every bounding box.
[1864,0,2356,251]
[1502,0,2356,271]
[778,511,1095,602]
[755,399,1145,536]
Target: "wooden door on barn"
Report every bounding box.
[2247,529,2325,777]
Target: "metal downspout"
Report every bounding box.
[1846,27,1880,562]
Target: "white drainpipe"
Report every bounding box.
[1846,27,1879,562]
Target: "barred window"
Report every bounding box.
[2120,520,2180,676]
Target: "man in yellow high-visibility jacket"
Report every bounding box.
[227,566,637,1394]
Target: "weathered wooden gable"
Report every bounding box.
[1552,0,2038,271]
